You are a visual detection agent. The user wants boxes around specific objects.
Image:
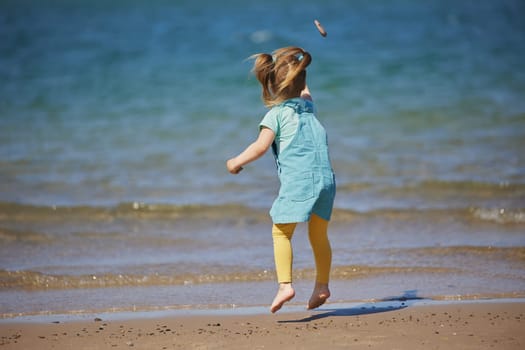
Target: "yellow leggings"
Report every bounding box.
[272,214,332,284]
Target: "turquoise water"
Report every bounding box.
[1,0,524,316]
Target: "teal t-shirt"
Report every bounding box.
[259,98,315,155]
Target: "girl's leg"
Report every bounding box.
[307,214,332,309]
[271,222,297,313]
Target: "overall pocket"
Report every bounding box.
[280,173,315,202]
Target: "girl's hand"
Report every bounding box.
[226,158,243,174]
[300,84,313,101]
[226,127,275,175]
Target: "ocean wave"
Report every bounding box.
[469,208,525,224]
[0,265,458,291]
[337,180,525,193]
[1,201,524,226]
[0,227,51,243]
[0,202,269,223]
[334,207,525,225]
[394,180,524,193]
[392,246,525,263]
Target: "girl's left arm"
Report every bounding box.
[226,127,275,174]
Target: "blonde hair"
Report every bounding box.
[250,47,312,107]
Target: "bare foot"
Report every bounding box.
[307,283,330,310]
[270,283,295,313]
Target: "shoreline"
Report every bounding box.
[1,299,523,349]
[2,273,524,322]
[2,296,525,324]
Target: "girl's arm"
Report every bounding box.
[226,127,275,174]
[300,84,313,101]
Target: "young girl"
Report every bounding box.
[226,46,336,313]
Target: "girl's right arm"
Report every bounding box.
[226,127,275,174]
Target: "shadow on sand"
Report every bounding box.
[279,289,425,323]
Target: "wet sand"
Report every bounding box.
[1,300,523,349]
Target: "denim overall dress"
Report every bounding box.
[269,99,336,224]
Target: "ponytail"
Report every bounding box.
[251,53,275,106]
[250,47,312,107]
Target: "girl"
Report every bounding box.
[226,47,336,313]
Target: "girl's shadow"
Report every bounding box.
[279,290,423,323]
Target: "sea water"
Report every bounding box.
[1,0,524,317]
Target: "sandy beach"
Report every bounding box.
[1,300,523,349]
